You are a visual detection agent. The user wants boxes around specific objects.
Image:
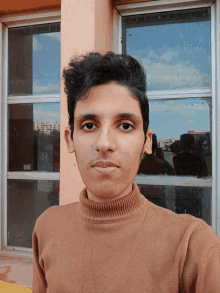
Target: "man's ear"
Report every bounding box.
[143,129,153,155]
[64,126,75,153]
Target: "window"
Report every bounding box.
[0,11,61,254]
[115,1,216,228]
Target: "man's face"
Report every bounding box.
[65,81,152,202]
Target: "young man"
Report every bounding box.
[32,52,220,292]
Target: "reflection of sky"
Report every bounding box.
[126,20,211,90]
[33,103,60,124]
[149,98,211,140]
[33,32,60,95]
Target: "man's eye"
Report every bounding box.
[119,123,133,131]
[82,123,96,130]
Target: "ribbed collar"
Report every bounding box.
[77,182,146,223]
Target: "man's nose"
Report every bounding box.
[95,127,116,153]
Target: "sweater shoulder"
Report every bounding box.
[35,201,79,231]
[147,198,199,221]
[146,199,214,237]
[143,200,220,258]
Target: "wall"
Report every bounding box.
[60,0,113,205]
[112,0,154,5]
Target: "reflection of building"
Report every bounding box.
[158,138,175,150]
[159,131,210,152]
[33,121,60,134]
[187,130,207,142]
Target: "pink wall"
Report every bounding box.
[112,0,152,5]
[60,0,113,205]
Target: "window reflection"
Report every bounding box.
[138,133,176,175]
[123,8,211,91]
[173,133,208,177]
[8,23,60,96]
[138,184,211,225]
[7,180,59,248]
[137,98,211,177]
[8,103,60,172]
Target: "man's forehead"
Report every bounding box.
[74,82,143,122]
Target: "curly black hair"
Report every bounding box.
[63,51,149,139]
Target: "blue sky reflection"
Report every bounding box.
[33,32,60,95]
[126,20,211,90]
[149,98,211,140]
[33,103,60,124]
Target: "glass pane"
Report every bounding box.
[7,179,59,248]
[138,184,211,225]
[137,98,211,177]
[8,23,60,95]
[123,8,211,90]
[8,103,60,172]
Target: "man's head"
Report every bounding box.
[63,52,152,202]
[180,133,195,152]
[63,52,149,139]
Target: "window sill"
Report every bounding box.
[0,248,33,260]
[0,254,33,288]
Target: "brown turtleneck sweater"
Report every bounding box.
[32,182,220,292]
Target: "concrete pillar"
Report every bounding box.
[60,0,113,204]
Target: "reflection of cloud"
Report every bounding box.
[148,50,158,59]
[44,32,60,42]
[184,120,195,124]
[143,59,209,89]
[33,82,60,93]
[160,51,179,62]
[34,108,60,124]
[33,32,60,52]
[130,45,210,90]
[198,36,204,44]
[149,100,209,116]
[33,36,43,51]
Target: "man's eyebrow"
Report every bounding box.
[75,113,97,121]
[75,112,142,122]
[116,112,142,122]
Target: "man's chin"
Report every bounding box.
[86,180,132,203]
[89,183,117,198]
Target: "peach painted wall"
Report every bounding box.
[112,0,153,5]
[60,0,113,205]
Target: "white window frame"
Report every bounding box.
[0,9,61,258]
[114,0,219,235]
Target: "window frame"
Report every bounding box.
[0,9,61,258]
[114,0,218,235]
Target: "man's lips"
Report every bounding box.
[92,161,119,168]
[92,161,119,173]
